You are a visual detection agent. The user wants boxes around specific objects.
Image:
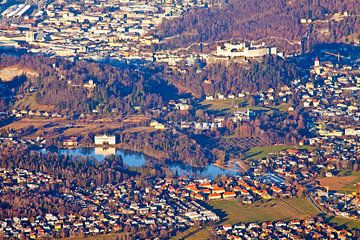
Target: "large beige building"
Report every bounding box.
[215,42,277,58]
[94,134,117,145]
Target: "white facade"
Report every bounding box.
[94,135,116,145]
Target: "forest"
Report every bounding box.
[0,53,177,115]
[0,53,300,114]
[154,0,360,52]
[164,56,300,98]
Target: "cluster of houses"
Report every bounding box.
[214,218,355,239]
[183,175,296,203]
[11,109,63,119]
[0,169,221,239]
[302,58,359,137]
[0,168,60,192]
[252,138,359,182]
[311,189,360,220]
[205,86,294,110]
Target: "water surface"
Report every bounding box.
[40,147,238,178]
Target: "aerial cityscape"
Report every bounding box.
[0,0,359,239]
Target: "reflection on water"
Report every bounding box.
[168,161,237,179]
[41,147,147,167]
[94,147,116,155]
[40,148,238,179]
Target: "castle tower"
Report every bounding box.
[314,56,320,67]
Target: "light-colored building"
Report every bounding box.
[150,121,165,129]
[94,134,116,145]
[214,42,277,58]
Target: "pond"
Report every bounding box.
[40,147,238,179]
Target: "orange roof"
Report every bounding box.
[234,186,241,191]
[209,193,221,198]
[271,186,282,192]
[194,193,204,200]
[199,182,212,188]
[223,191,236,196]
[199,189,211,194]
[287,149,299,154]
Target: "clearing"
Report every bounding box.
[173,198,320,240]
[0,65,38,82]
[15,94,55,112]
[243,145,312,160]
[317,171,360,193]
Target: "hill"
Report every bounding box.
[155,0,360,53]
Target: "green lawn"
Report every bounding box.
[15,93,55,112]
[273,103,291,112]
[173,198,320,240]
[171,226,212,240]
[200,99,248,115]
[243,145,312,161]
[207,198,320,225]
[326,215,360,229]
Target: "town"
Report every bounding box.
[0,0,359,239]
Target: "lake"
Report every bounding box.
[40,147,238,179]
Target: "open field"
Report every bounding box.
[0,65,38,82]
[243,145,312,160]
[171,226,212,240]
[122,126,160,134]
[123,115,150,123]
[65,233,130,240]
[1,117,65,131]
[200,99,291,116]
[208,198,320,225]
[173,198,320,239]
[200,99,247,115]
[326,215,360,229]
[15,94,55,112]
[0,117,147,139]
[317,171,360,193]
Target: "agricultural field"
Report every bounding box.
[208,198,320,225]
[242,145,312,161]
[173,198,320,240]
[200,99,291,116]
[15,94,55,112]
[200,98,248,115]
[326,215,360,229]
[317,171,360,193]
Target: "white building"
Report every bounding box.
[214,42,277,58]
[94,134,116,145]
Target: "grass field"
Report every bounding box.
[122,126,160,134]
[0,65,38,82]
[200,99,248,115]
[173,198,320,240]
[326,215,360,229]
[200,99,291,116]
[317,171,360,193]
[1,117,64,131]
[208,198,320,225]
[15,94,55,112]
[171,226,212,240]
[243,145,312,160]
[1,117,125,139]
[65,233,130,240]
